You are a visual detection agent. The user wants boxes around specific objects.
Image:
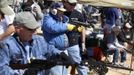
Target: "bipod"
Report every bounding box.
[82,57,108,75]
[105,63,134,71]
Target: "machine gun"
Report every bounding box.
[82,57,108,75]
[82,57,134,75]
[71,18,95,28]
[10,58,109,75]
[10,59,72,70]
[10,58,133,75]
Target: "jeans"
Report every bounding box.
[120,51,127,62]
[108,48,126,63]
[45,50,68,75]
[112,49,119,63]
[67,45,88,75]
[108,49,119,63]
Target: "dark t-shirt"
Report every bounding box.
[64,10,86,46]
[117,28,133,43]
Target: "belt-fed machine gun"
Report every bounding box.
[10,59,109,75]
[10,57,133,75]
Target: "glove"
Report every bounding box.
[72,26,83,32]
[60,52,72,65]
[67,24,76,31]
[60,52,70,61]
[77,26,84,32]
[67,24,84,32]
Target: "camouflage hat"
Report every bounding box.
[112,26,121,32]
[14,12,39,29]
[0,0,14,15]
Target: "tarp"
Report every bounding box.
[79,0,134,10]
[48,0,134,10]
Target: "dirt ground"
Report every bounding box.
[67,52,134,75]
[105,52,134,75]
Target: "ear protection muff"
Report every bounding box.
[50,8,57,15]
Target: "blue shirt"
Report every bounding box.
[42,13,69,50]
[104,8,119,26]
[0,34,61,75]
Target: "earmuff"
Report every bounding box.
[50,8,57,15]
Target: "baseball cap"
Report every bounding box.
[67,0,77,3]
[112,26,121,32]
[125,23,132,29]
[57,8,66,12]
[14,12,39,29]
[0,0,14,15]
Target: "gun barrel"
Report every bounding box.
[72,20,90,27]
[106,64,134,71]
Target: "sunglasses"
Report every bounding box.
[23,26,36,32]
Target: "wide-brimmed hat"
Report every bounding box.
[57,7,66,12]
[14,12,39,29]
[50,2,66,15]
[67,0,77,3]
[0,0,14,15]
[51,2,66,12]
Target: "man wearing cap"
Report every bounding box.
[42,2,80,75]
[0,0,15,41]
[0,11,64,75]
[62,0,88,75]
[104,26,127,66]
[117,23,134,51]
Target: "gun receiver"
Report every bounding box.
[10,59,72,70]
[71,18,94,28]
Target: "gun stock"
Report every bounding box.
[10,64,29,69]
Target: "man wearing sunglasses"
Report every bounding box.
[62,0,88,75]
[0,12,65,75]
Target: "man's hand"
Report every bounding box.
[118,48,125,52]
[60,52,70,61]
[76,26,84,32]
[60,52,72,65]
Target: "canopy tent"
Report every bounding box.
[79,0,134,10]
[47,0,134,10]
